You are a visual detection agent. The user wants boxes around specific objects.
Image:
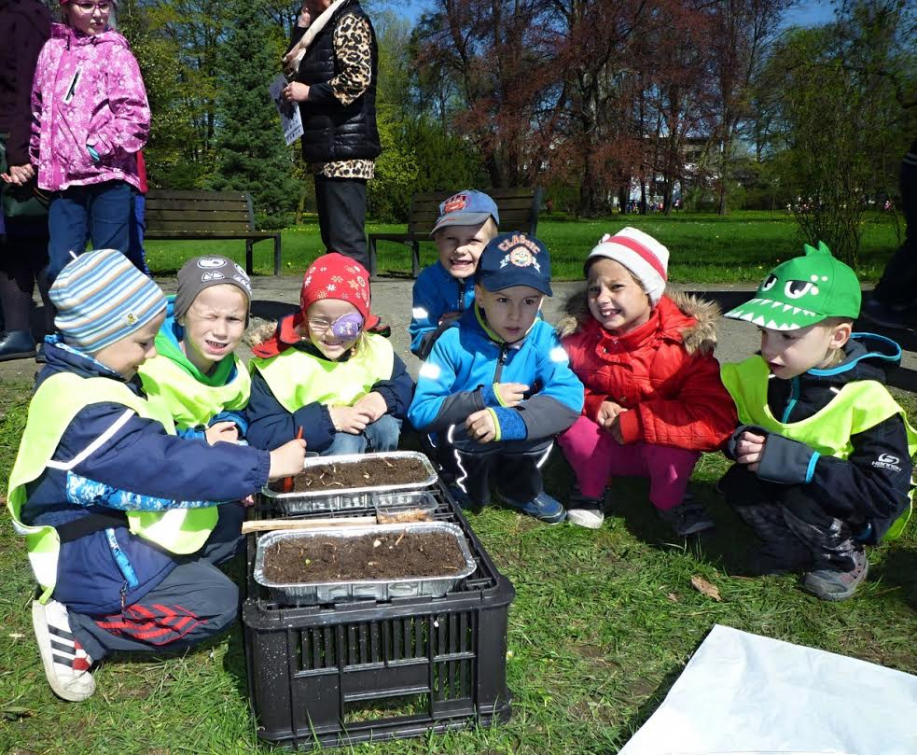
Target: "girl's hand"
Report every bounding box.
[465,409,497,444]
[597,400,625,429]
[1,164,35,185]
[736,431,766,471]
[330,405,373,434]
[353,392,387,422]
[283,82,310,102]
[608,414,627,444]
[205,421,239,445]
[268,438,307,479]
[296,2,311,27]
[495,382,528,407]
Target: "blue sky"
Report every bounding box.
[387,1,837,28]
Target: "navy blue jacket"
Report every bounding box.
[22,340,270,615]
[245,324,414,452]
[725,334,913,542]
[409,261,476,358]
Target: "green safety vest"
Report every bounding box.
[139,353,251,431]
[722,356,917,539]
[250,333,395,414]
[7,372,218,603]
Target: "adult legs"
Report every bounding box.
[313,175,369,271]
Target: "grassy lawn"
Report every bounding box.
[2,374,917,754]
[144,210,904,283]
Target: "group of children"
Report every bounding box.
[7,189,915,705]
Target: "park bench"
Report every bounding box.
[144,189,282,276]
[368,186,543,278]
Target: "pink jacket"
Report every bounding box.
[29,24,150,192]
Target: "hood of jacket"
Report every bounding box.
[37,334,139,390]
[799,332,902,388]
[49,21,130,48]
[556,288,720,355]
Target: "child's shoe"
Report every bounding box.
[802,549,868,601]
[566,489,605,529]
[32,599,95,702]
[656,500,715,536]
[498,492,566,524]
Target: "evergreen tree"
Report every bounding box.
[210,0,299,225]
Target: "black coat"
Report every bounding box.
[290,0,380,164]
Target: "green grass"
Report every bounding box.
[2,380,917,754]
[144,210,905,283]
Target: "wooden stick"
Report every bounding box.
[242,516,376,534]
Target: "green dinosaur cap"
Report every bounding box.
[724,242,861,331]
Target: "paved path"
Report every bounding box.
[4,276,917,392]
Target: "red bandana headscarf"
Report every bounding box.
[253,253,379,358]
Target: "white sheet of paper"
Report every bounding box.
[619,624,917,755]
[269,74,303,147]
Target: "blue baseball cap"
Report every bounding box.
[431,190,500,235]
[476,232,552,296]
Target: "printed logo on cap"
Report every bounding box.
[501,247,541,272]
[126,312,137,325]
[443,193,468,214]
[233,263,247,277]
[197,258,227,269]
[233,274,252,291]
[201,271,225,281]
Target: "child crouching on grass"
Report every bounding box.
[720,242,915,600]
[408,232,584,523]
[139,256,253,442]
[556,228,737,533]
[246,253,413,455]
[7,250,306,702]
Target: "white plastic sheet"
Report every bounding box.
[618,624,917,755]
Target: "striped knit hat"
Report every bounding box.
[585,228,669,305]
[51,249,166,353]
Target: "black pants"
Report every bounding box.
[874,144,917,307]
[314,175,369,271]
[719,465,863,571]
[439,424,553,506]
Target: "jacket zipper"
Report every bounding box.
[781,376,800,423]
[494,344,509,383]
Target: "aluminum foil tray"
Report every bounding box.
[252,522,476,606]
[260,451,438,515]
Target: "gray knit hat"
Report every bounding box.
[51,249,166,353]
[173,256,252,322]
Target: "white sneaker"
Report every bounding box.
[32,599,95,702]
[567,508,605,529]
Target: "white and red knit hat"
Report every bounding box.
[584,227,669,305]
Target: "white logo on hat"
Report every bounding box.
[201,271,225,281]
[198,258,227,269]
[233,274,252,291]
[234,263,247,278]
[500,248,541,272]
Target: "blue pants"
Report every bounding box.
[320,414,402,456]
[126,192,150,275]
[68,503,245,662]
[47,181,133,283]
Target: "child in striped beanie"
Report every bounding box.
[9,249,306,702]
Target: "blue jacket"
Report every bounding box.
[22,339,271,615]
[246,316,415,452]
[409,261,475,358]
[409,305,584,441]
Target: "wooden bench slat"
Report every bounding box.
[146,200,251,213]
[146,189,249,202]
[146,210,251,223]
[145,231,277,239]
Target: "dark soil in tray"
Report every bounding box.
[277,456,430,493]
[262,531,467,582]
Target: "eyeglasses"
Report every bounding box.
[72,1,112,13]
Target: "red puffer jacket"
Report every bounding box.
[557,290,736,451]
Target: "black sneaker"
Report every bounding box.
[802,549,868,601]
[657,500,715,536]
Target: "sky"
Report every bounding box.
[388,1,838,29]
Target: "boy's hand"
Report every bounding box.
[466,409,497,444]
[495,382,529,407]
[597,400,625,430]
[205,421,239,445]
[353,392,387,422]
[736,430,766,471]
[268,439,307,480]
[330,405,373,435]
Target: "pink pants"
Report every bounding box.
[558,415,700,510]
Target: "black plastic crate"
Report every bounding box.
[243,484,515,749]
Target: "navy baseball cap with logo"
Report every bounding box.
[476,232,553,296]
[430,190,500,235]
